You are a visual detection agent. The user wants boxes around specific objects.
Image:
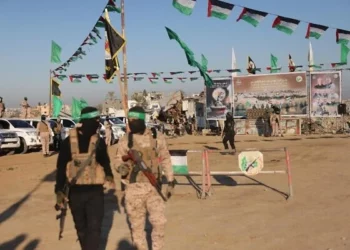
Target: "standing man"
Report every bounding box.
[53,117,63,151]
[104,118,112,146]
[55,107,114,250]
[0,97,5,118]
[113,106,175,250]
[222,112,236,153]
[20,97,31,118]
[36,115,52,157]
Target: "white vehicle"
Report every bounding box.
[0,118,41,154]
[0,130,20,155]
[100,117,126,142]
[22,119,54,144]
[99,122,125,144]
[50,118,76,140]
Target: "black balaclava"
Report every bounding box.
[41,115,46,121]
[24,97,28,101]
[128,106,146,134]
[79,107,100,138]
[0,97,2,103]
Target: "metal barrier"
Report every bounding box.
[203,147,293,200]
[171,149,210,199]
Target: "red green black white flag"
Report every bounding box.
[336,29,350,44]
[207,0,234,20]
[272,16,300,35]
[305,23,328,39]
[236,8,267,27]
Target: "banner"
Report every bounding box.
[206,78,232,120]
[233,72,307,117]
[310,71,341,117]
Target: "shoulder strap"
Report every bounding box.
[88,135,99,154]
[69,129,79,156]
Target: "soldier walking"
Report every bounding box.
[222,112,236,153]
[113,106,175,250]
[20,97,31,118]
[0,97,5,118]
[270,110,283,137]
[55,107,115,250]
[36,115,52,157]
[53,117,63,151]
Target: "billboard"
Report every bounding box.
[233,72,307,116]
[205,78,232,120]
[310,71,341,117]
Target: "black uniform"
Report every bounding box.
[55,117,113,250]
[222,116,236,151]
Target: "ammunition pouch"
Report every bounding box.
[129,164,141,184]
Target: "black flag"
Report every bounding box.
[100,16,125,83]
[51,78,61,96]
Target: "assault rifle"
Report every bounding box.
[122,149,168,202]
[54,184,69,240]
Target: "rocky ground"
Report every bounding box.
[0,134,349,250]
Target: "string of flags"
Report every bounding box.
[50,0,121,73]
[172,0,350,44]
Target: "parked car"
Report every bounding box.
[98,122,125,144]
[100,117,126,141]
[0,118,41,153]
[22,119,54,144]
[49,117,76,140]
[0,130,20,155]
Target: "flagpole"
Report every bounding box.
[49,70,52,117]
[121,0,129,115]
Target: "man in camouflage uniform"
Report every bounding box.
[0,97,5,118]
[113,106,175,250]
[36,115,52,157]
[20,97,31,118]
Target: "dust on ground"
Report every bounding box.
[0,135,349,250]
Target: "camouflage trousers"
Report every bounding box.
[125,182,166,250]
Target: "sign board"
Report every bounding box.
[238,151,264,175]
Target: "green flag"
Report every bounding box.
[165,27,213,87]
[270,54,279,73]
[71,98,88,122]
[52,95,63,118]
[51,41,62,63]
[341,43,350,64]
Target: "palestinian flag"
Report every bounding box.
[69,75,83,83]
[56,75,67,81]
[86,74,99,83]
[134,72,147,75]
[207,0,234,20]
[172,0,196,16]
[236,8,268,27]
[190,77,198,81]
[305,23,328,39]
[272,16,300,35]
[336,29,350,44]
[227,69,241,73]
[163,78,172,83]
[151,72,162,77]
[149,77,159,84]
[189,70,197,74]
[288,54,302,72]
[133,77,144,81]
[169,150,189,174]
[106,0,121,13]
[170,71,184,75]
[178,77,187,82]
[51,78,61,96]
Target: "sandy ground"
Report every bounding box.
[0,134,349,250]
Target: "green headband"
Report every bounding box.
[128,111,145,120]
[80,110,100,120]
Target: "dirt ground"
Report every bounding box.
[0,134,349,250]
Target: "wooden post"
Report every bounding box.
[121,0,128,115]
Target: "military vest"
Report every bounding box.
[38,121,50,133]
[127,130,159,183]
[66,129,105,185]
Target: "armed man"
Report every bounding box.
[36,115,52,157]
[113,106,175,250]
[55,106,114,250]
[0,97,5,118]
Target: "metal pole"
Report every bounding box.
[49,70,52,117]
[121,0,128,115]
